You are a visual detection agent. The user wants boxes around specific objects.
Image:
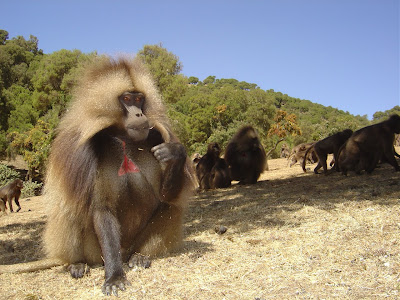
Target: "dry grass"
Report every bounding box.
[1,155,400,299]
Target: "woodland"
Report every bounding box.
[0,29,399,181]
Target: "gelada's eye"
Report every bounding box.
[123,95,131,102]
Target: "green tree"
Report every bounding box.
[203,75,216,85]
[188,76,199,85]
[0,31,95,165]
[0,30,8,45]
[373,106,400,123]
[0,31,44,155]
[30,49,89,114]
[0,32,42,89]
[9,119,55,179]
[3,85,38,133]
[244,88,276,140]
[138,44,188,103]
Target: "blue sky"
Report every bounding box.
[1,0,399,119]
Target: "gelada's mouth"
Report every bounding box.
[127,125,150,131]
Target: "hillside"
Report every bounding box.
[1,155,400,299]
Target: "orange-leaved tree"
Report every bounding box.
[266,109,302,157]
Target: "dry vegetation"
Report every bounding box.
[1,154,400,299]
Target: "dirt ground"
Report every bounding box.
[1,155,400,299]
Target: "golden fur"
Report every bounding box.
[44,56,194,265]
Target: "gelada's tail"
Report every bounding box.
[0,258,64,274]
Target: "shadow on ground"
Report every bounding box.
[0,220,46,265]
[184,163,400,237]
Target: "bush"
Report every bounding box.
[21,180,43,197]
[0,163,19,186]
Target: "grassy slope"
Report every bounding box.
[1,155,400,299]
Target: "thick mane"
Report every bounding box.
[45,129,97,210]
[58,56,173,145]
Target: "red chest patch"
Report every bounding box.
[118,140,140,176]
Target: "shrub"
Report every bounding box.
[21,180,43,197]
[0,163,19,186]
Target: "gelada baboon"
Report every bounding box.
[302,129,353,174]
[191,152,201,167]
[224,126,266,184]
[280,144,290,158]
[196,142,221,190]
[338,115,400,175]
[288,142,316,167]
[209,157,231,189]
[190,153,202,189]
[0,178,23,212]
[196,142,231,189]
[0,56,195,296]
[288,142,314,158]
